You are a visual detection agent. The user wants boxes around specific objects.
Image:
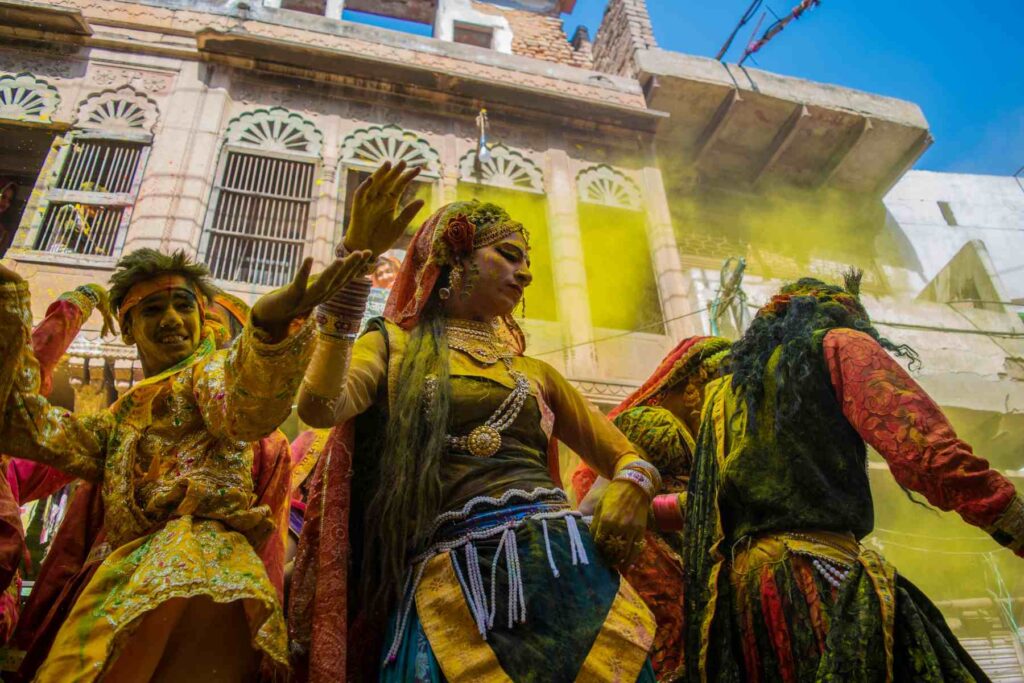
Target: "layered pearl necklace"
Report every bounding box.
[425,319,532,458]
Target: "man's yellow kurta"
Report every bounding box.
[0,281,313,681]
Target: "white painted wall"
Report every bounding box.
[884,170,1024,301]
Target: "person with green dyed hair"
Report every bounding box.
[682,273,1024,682]
[290,161,659,681]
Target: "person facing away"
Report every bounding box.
[0,244,371,682]
[682,273,1023,682]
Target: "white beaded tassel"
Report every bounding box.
[465,542,490,637]
[384,559,429,663]
[505,527,527,627]
[488,530,509,630]
[541,519,560,578]
[566,515,589,565]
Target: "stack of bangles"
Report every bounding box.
[315,251,372,341]
[613,460,685,532]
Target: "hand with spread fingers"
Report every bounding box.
[251,251,373,343]
[343,160,425,256]
[590,479,650,568]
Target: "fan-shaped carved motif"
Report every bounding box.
[0,73,60,124]
[339,125,440,177]
[458,144,543,193]
[576,165,642,210]
[225,107,323,156]
[75,87,159,133]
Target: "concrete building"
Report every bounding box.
[0,0,1021,674]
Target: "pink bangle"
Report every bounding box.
[652,494,685,532]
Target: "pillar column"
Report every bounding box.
[639,163,703,340]
[544,148,598,378]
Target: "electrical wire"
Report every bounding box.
[740,0,821,65]
[715,0,764,61]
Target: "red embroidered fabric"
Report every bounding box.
[823,328,1016,531]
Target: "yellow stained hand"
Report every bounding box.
[251,251,373,342]
[590,479,650,569]
[343,160,424,256]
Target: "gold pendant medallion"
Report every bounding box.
[467,425,502,457]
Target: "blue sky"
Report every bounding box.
[564,0,1024,177]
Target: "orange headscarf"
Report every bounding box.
[116,274,206,330]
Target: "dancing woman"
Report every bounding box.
[291,161,658,681]
[683,274,1023,681]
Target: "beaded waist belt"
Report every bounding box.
[385,487,593,665]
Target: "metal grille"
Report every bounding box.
[33,138,146,256]
[56,138,144,193]
[35,204,127,256]
[204,151,316,287]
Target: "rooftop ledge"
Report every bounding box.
[0,0,658,130]
[638,48,932,196]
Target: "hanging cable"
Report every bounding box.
[715,0,764,61]
[739,0,821,65]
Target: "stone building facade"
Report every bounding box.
[0,0,1021,673]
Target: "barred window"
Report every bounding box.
[203,151,316,287]
[201,108,323,288]
[34,135,148,256]
[24,87,158,259]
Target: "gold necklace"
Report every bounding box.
[445,318,510,365]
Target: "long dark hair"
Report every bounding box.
[361,296,452,617]
[730,275,919,434]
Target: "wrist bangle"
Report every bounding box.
[316,309,361,339]
[988,493,1024,554]
[616,459,662,492]
[613,469,655,500]
[652,493,685,532]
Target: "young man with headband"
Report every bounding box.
[0,245,370,681]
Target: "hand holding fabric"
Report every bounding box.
[252,252,372,343]
[342,160,424,256]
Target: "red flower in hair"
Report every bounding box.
[443,214,475,256]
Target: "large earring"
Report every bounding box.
[449,264,464,295]
[439,287,451,301]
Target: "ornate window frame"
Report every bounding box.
[338,124,441,178]
[15,86,158,262]
[0,72,61,125]
[576,164,642,211]
[458,144,543,194]
[199,107,323,289]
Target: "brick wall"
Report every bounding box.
[591,0,656,77]
[470,1,592,69]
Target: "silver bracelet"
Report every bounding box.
[613,468,656,500]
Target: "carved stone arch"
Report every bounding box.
[0,72,61,124]
[224,107,323,157]
[458,144,543,193]
[75,86,159,134]
[339,124,440,177]
[576,164,642,211]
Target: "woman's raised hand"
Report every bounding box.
[343,160,425,256]
[251,251,373,342]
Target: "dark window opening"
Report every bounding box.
[0,123,58,256]
[938,201,958,226]
[453,22,494,49]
